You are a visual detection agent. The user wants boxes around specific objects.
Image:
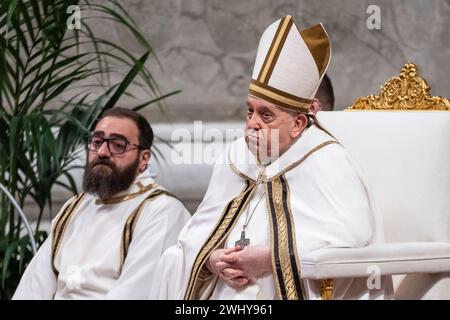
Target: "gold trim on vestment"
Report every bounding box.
[95,183,155,205]
[184,181,256,299]
[51,193,86,275]
[51,185,177,276]
[283,175,307,298]
[229,139,339,184]
[265,176,304,300]
[228,145,257,183]
[189,139,339,299]
[119,188,176,273]
[268,205,280,299]
[263,142,338,299]
[270,140,339,181]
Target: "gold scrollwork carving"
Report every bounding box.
[348,62,449,111]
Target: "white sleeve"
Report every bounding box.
[149,151,238,299]
[148,245,185,299]
[298,144,375,251]
[105,196,190,300]
[11,195,78,300]
[12,236,57,300]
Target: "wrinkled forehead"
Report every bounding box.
[247,94,279,110]
[247,94,300,116]
[94,116,139,141]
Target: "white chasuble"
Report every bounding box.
[13,171,191,299]
[150,125,393,300]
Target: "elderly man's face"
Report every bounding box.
[82,116,150,200]
[245,95,307,162]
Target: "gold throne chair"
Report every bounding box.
[310,62,450,299]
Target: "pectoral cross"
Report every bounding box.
[256,168,266,185]
[235,230,250,248]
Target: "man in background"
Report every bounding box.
[311,73,335,113]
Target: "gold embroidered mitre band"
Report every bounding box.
[249,15,331,113]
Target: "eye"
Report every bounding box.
[261,112,273,120]
[92,137,104,147]
[112,140,126,149]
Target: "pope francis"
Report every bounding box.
[150,15,393,300]
[13,108,191,299]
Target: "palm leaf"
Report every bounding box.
[0,0,179,299]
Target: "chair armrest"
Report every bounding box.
[301,242,450,279]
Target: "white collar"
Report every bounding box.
[228,125,336,181]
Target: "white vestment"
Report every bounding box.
[13,171,190,300]
[150,125,393,300]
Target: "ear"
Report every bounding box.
[290,113,308,139]
[138,149,151,173]
[310,98,321,114]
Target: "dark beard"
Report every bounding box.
[82,156,140,200]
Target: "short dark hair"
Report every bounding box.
[98,107,153,149]
[315,73,335,111]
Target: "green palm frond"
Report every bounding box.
[0,0,178,299]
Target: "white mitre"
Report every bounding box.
[249,15,331,113]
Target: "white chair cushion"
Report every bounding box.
[301,242,450,279]
[317,111,450,243]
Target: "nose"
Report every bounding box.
[97,141,111,158]
[247,113,261,131]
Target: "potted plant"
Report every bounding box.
[0,0,178,299]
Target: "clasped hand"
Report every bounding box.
[206,245,272,289]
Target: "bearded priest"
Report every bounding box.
[13,107,191,299]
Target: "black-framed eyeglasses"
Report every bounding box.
[87,135,145,155]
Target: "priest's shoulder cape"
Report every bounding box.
[13,171,190,299]
[152,125,387,300]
